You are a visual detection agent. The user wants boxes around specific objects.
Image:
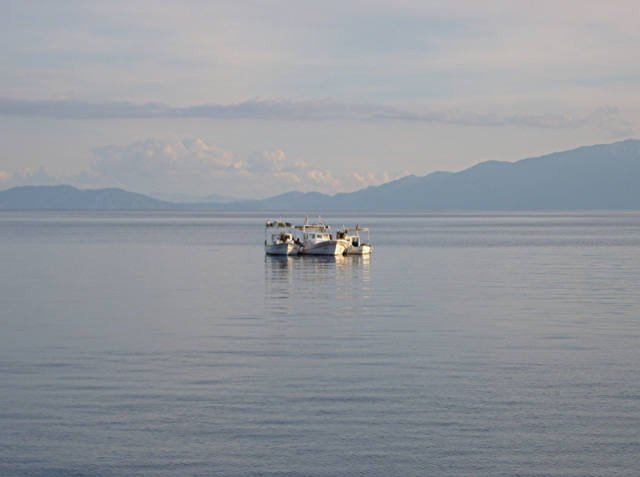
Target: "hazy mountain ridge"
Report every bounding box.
[0,185,176,210]
[239,139,640,210]
[2,139,639,210]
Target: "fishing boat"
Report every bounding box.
[264,220,300,255]
[295,220,349,256]
[337,226,373,255]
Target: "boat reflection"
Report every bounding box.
[264,254,370,277]
[264,254,372,317]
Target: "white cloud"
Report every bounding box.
[83,138,242,195]
[74,138,391,197]
[0,167,58,188]
[245,149,298,174]
[305,169,341,189]
[349,171,391,188]
[243,148,391,193]
[0,136,397,197]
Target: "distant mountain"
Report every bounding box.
[2,139,640,210]
[0,185,176,210]
[231,139,640,211]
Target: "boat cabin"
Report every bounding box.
[272,232,294,244]
[265,220,296,245]
[303,232,332,241]
[336,226,372,254]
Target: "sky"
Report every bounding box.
[1,0,639,199]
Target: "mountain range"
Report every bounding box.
[2,139,640,210]
[0,185,175,210]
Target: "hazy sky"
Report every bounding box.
[1,0,639,198]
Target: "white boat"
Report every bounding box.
[265,220,300,255]
[337,226,373,255]
[295,221,349,256]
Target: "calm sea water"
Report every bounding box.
[1,211,640,477]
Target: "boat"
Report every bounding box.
[337,226,373,255]
[264,220,300,255]
[295,220,349,256]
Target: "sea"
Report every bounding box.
[1,211,640,477]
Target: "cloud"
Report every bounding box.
[349,171,391,188]
[243,148,393,191]
[245,149,303,174]
[0,98,173,119]
[1,136,396,196]
[76,138,391,197]
[0,167,58,188]
[83,138,243,195]
[3,1,639,127]
[0,97,633,137]
[243,148,389,192]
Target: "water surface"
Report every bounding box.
[1,211,640,476]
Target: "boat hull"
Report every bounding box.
[265,243,299,255]
[345,244,373,255]
[300,240,348,256]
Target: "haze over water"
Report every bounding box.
[2,211,640,476]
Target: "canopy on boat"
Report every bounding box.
[294,223,330,230]
[266,220,292,228]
